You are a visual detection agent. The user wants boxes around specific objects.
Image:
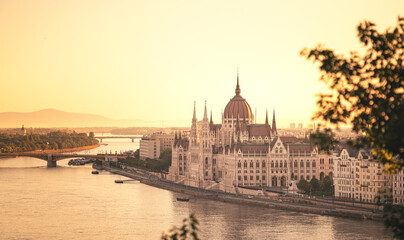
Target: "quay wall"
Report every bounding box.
[94,164,383,222]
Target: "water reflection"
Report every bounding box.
[0,141,391,240]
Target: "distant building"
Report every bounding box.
[139,133,175,160]
[18,125,26,136]
[168,74,333,193]
[290,123,295,129]
[333,148,390,203]
[392,170,404,205]
[298,123,303,129]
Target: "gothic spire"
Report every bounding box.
[265,109,269,125]
[203,100,208,121]
[193,101,197,120]
[272,109,277,133]
[210,110,213,124]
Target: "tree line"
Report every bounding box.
[0,131,98,153]
[117,149,172,172]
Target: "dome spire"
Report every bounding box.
[235,68,241,96]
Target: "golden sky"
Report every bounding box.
[0,0,402,127]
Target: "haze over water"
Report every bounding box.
[0,139,391,239]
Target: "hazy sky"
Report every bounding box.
[0,0,402,127]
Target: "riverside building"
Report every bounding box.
[333,147,391,203]
[168,74,333,193]
[139,133,175,160]
[392,170,404,205]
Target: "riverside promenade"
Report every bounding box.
[94,164,384,221]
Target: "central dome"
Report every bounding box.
[223,74,254,123]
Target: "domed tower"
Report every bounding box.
[223,72,254,126]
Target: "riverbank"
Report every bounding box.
[94,164,384,222]
[25,144,100,154]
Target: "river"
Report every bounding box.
[0,138,391,239]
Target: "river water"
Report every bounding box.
[0,139,391,239]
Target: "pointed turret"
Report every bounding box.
[265,109,269,125]
[210,111,213,124]
[190,101,198,145]
[272,109,277,133]
[193,101,197,120]
[203,100,208,121]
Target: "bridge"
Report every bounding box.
[0,152,128,168]
[94,135,143,142]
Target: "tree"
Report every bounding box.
[89,132,95,138]
[297,179,310,194]
[310,177,320,193]
[301,16,404,173]
[322,176,333,195]
[161,214,199,240]
[302,16,404,238]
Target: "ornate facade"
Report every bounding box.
[168,74,328,193]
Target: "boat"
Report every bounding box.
[177,197,190,202]
[91,171,99,174]
[115,180,124,183]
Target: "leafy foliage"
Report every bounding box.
[383,204,404,239]
[297,176,333,196]
[119,148,172,172]
[161,214,199,240]
[0,131,98,153]
[301,16,404,173]
[309,128,339,153]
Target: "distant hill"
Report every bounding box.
[0,109,170,128]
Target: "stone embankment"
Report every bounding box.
[94,164,383,222]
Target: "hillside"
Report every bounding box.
[0,109,148,128]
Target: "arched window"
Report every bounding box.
[256,161,260,168]
[179,155,182,161]
[312,160,316,168]
[275,148,278,153]
[184,156,187,161]
[306,160,310,168]
[275,161,278,168]
[271,161,274,168]
[284,161,287,168]
[294,161,297,167]
[280,161,283,168]
[300,160,304,167]
[280,148,283,153]
[238,161,241,168]
[205,157,208,165]
[244,161,247,168]
[262,161,266,168]
[250,161,253,168]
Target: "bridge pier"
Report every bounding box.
[47,160,57,168]
[131,138,134,143]
[47,154,57,168]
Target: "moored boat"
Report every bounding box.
[91,171,99,174]
[177,197,190,202]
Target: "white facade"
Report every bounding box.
[139,136,160,160]
[392,170,404,205]
[334,148,391,203]
[139,133,175,160]
[168,77,334,193]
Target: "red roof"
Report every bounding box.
[224,95,253,120]
[248,124,272,137]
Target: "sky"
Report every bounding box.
[0,0,402,127]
